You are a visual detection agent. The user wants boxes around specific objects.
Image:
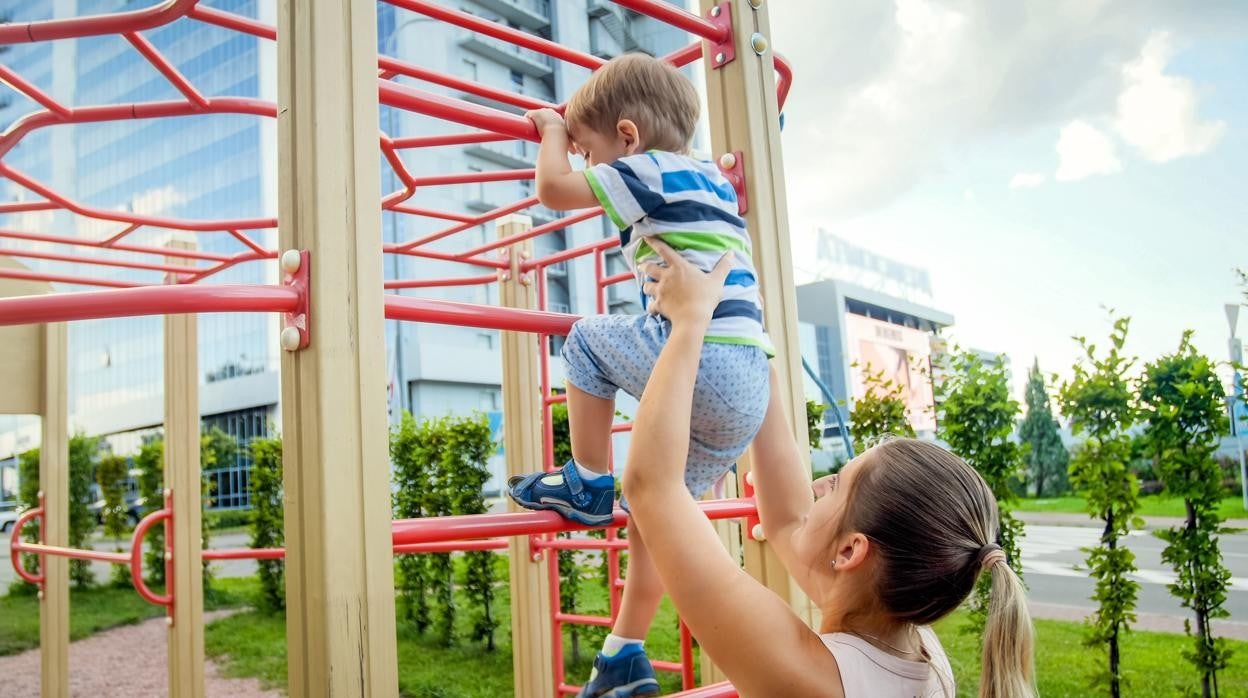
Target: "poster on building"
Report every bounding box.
[844,313,937,434]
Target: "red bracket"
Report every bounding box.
[706,2,735,69]
[281,250,310,351]
[718,150,747,215]
[742,471,762,541]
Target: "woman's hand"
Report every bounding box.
[640,239,732,330]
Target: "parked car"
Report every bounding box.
[88,469,146,527]
[0,501,20,534]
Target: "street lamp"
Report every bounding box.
[1227,303,1246,510]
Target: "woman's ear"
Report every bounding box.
[617,119,640,154]
[832,532,871,572]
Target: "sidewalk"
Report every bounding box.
[1017,510,1248,531]
[1029,602,1248,641]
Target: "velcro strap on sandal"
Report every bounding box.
[560,461,590,507]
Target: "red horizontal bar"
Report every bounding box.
[0,283,300,327]
[535,538,628,551]
[0,0,196,43]
[613,0,728,43]
[202,548,286,561]
[555,612,612,628]
[387,0,604,71]
[459,208,603,258]
[611,422,633,434]
[413,169,534,187]
[12,541,130,565]
[390,248,509,270]
[393,539,510,554]
[380,81,540,143]
[391,498,756,547]
[0,201,59,214]
[385,295,578,335]
[651,660,685,674]
[0,246,202,275]
[0,267,145,289]
[393,196,540,252]
[0,229,234,262]
[599,271,634,287]
[544,394,568,406]
[384,273,498,291]
[390,132,513,149]
[387,205,478,224]
[378,56,557,112]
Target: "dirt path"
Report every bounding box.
[0,610,281,697]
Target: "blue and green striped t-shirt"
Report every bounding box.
[583,151,773,355]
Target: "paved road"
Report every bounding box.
[1020,521,1248,637]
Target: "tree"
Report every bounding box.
[935,349,1024,639]
[14,435,101,590]
[249,436,285,612]
[392,411,434,635]
[1058,316,1141,698]
[96,454,131,588]
[1139,333,1232,697]
[806,399,827,450]
[199,426,238,600]
[1018,359,1070,497]
[134,437,165,585]
[848,364,915,454]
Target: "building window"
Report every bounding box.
[462,59,478,81]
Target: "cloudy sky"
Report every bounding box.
[767,0,1248,397]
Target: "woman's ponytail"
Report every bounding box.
[979,557,1036,698]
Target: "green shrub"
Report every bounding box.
[249,436,285,612]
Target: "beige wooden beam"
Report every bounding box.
[164,239,204,697]
[40,320,69,698]
[276,0,398,695]
[496,215,556,698]
[699,0,814,624]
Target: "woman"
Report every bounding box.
[620,240,1035,698]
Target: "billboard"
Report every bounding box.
[844,313,937,434]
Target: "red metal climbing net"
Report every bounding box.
[1,1,792,695]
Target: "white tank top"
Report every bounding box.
[820,626,955,698]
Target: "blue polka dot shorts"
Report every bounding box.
[562,313,770,499]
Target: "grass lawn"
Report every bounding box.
[935,611,1248,697]
[1014,494,1248,520]
[0,575,257,656]
[207,556,694,697]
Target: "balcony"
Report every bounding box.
[466,139,535,170]
[471,0,551,31]
[459,30,554,79]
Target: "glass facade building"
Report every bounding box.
[0,0,688,505]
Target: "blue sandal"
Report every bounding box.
[508,461,616,526]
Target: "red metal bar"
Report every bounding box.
[534,537,628,551]
[380,80,540,143]
[548,537,565,691]
[226,229,270,256]
[385,295,578,336]
[545,394,568,406]
[554,612,612,628]
[99,222,144,248]
[391,247,509,270]
[390,499,756,546]
[525,237,618,272]
[613,0,728,43]
[0,246,203,275]
[459,208,604,258]
[775,53,793,110]
[679,620,695,689]
[0,0,196,43]
[391,132,512,149]
[16,542,130,565]
[384,273,498,290]
[0,201,59,214]
[125,31,211,109]
[0,229,234,262]
[0,267,146,289]
[386,0,604,70]
[672,682,737,698]
[393,539,510,554]
[0,64,73,118]
[414,169,535,187]
[130,506,173,608]
[187,4,275,40]
[0,283,300,327]
[8,506,45,586]
[202,548,287,561]
[393,196,540,252]
[378,56,557,111]
[599,271,633,287]
[387,204,478,223]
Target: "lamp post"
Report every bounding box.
[1227,303,1246,510]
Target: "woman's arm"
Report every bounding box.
[624,241,840,697]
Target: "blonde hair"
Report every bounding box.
[565,53,699,153]
[838,439,1036,698]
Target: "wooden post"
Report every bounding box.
[0,257,67,698]
[39,320,68,698]
[496,214,556,698]
[276,0,398,695]
[699,0,814,622]
[164,239,204,697]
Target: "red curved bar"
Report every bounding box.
[8,507,45,586]
[774,53,793,110]
[391,498,756,546]
[0,284,300,327]
[0,0,196,44]
[385,295,579,336]
[613,0,728,43]
[130,507,173,608]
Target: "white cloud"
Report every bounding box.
[1009,172,1046,189]
[1114,32,1226,163]
[130,185,188,216]
[769,0,1248,226]
[1055,120,1121,182]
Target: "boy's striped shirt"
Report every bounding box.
[584,151,773,355]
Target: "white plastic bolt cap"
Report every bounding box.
[165,616,174,627]
[751,33,769,55]
[743,470,754,487]
[719,152,737,170]
[37,590,44,600]
[164,550,173,561]
[163,488,172,498]
[710,5,722,16]
[715,52,726,64]
[280,249,302,274]
[751,523,765,540]
[281,326,302,352]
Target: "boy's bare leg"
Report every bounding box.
[568,383,615,475]
[613,518,664,640]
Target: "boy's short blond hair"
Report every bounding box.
[565,53,700,153]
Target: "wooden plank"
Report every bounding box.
[496,214,556,698]
[40,321,68,698]
[698,0,814,623]
[276,0,398,695]
[0,257,50,415]
[165,239,205,697]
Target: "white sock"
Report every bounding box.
[601,633,644,657]
[574,461,612,483]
